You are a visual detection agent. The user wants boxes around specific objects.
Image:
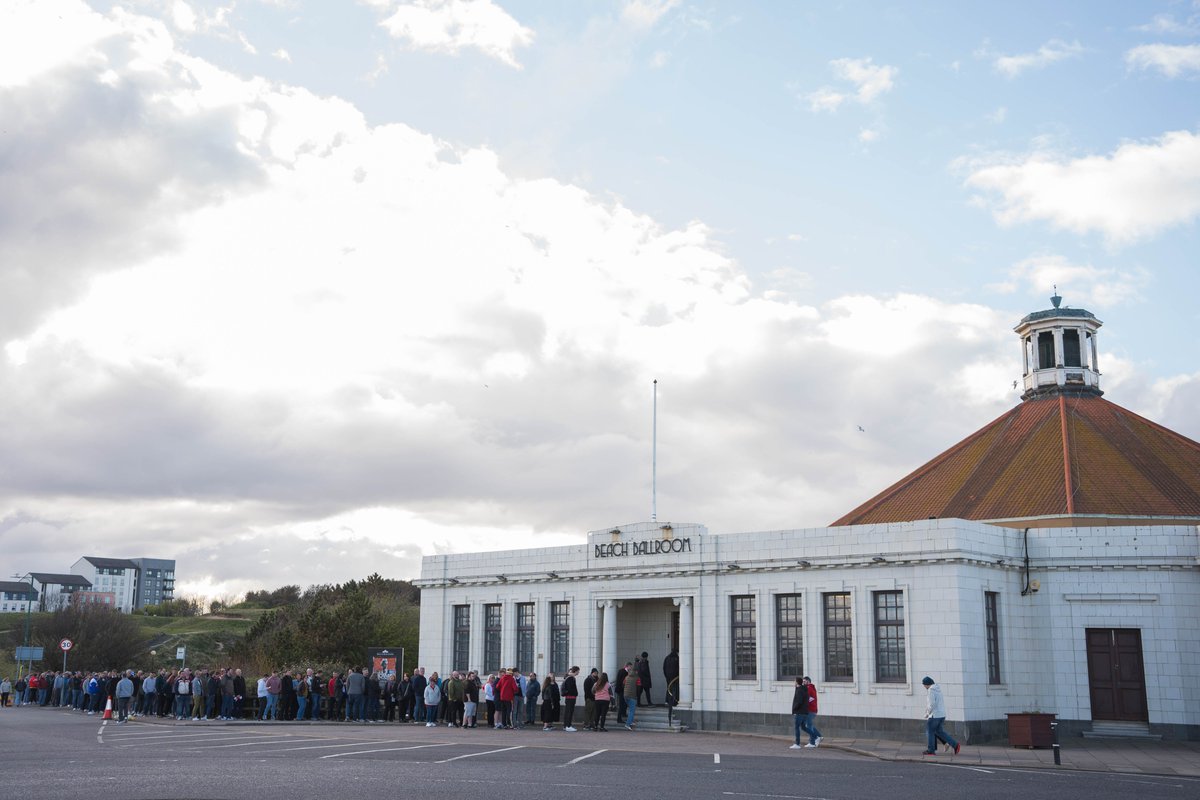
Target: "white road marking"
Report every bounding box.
[435,745,525,763]
[563,749,607,765]
[722,793,835,800]
[243,738,388,754]
[714,753,721,764]
[192,736,308,749]
[929,763,995,774]
[320,742,456,759]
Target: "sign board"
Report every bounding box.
[367,647,403,679]
[176,647,187,661]
[60,639,73,651]
[14,646,44,661]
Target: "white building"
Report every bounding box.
[0,580,37,614]
[70,557,138,613]
[417,298,1200,741]
[29,573,92,611]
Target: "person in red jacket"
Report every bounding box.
[801,676,821,747]
[496,669,518,729]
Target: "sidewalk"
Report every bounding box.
[824,734,1200,777]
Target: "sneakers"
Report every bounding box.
[624,724,634,731]
[814,736,822,747]
[922,751,937,755]
[953,743,961,755]
[564,726,576,732]
[789,744,803,749]
[425,722,434,727]
[804,743,816,748]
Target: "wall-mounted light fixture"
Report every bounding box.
[797,560,811,568]
[447,578,460,584]
[726,563,742,570]
[496,575,508,582]
[547,572,559,579]
[871,556,887,563]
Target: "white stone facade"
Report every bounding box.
[417,518,1200,740]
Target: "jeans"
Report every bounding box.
[793,714,805,745]
[174,695,190,718]
[309,695,322,720]
[617,694,627,722]
[926,717,957,752]
[625,700,637,726]
[347,694,363,721]
[802,712,821,744]
[262,694,278,720]
[117,697,131,721]
[221,694,235,719]
[143,693,156,715]
[525,696,537,724]
[296,696,307,720]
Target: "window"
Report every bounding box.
[873,591,906,683]
[823,592,853,682]
[730,595,757,679]
[775,594,804,680]
[483,604,502,673]
[985,592,1002,685]
[516,603,535,674]
[549,601,570,675]
[1036,331,1055,369]
[452,605,470,672]
[1063,329,1082,367]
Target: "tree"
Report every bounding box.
[26,605,145,671]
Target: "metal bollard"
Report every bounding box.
[1050,720,1061,765]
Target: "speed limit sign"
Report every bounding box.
[60,638,73,651]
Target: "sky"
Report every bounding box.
[2,0,1198,601]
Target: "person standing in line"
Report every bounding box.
[582,667,598,731]
[256,673,269,719]
[497,669,518,729]
[663,648,680,706]
[114,671,134,723]
[540,673,560,731]
[524,672,540,726]
[622,662,639,730]
[561,667,580,731]
[423,675,441,728]
[263,671,281,720]
[1,677,11,708]
[614,664,628,724]
[922,676,959,755]
[141,672,157,718]
[463,672,479,729]
[345,667,366,722]
[593,673,611,731]
[636,652,653,707]
[409,668,427,723]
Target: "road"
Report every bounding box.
[1,706,1196,800]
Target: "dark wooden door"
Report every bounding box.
[1086,628,1148,722]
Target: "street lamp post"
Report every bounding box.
[11,573,35,680]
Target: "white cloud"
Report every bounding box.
[1125,43,1200,78]
[273,48,292,62]
[984,254,1149,308]
[621,0,681,30]
[859,127,880,143]
[992,39,1083,78]
[1135,13,1200,36]
[378,0,534,69]
[961,130,1200,244]
[806,57,897,112]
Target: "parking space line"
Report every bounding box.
[193,736,309,749]
[435,745,524,764]
[241,738,387,754]
[563,749,607,766]
[320,742,456,759]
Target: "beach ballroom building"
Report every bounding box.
[417,297,1200,741]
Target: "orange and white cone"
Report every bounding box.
[102,696,114,720]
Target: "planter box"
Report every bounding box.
[1007,712,1056,748]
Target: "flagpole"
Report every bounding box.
[652,379,657,523]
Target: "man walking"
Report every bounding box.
[922,676,959,755]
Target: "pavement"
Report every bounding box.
[819,733,1200,777]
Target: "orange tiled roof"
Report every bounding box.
[831,393,1200,526]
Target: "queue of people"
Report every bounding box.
[2,653,664,732]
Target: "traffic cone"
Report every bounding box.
[102,696,114,720]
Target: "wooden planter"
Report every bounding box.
[1007,712,1056,748]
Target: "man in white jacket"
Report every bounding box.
[922,676,959,755]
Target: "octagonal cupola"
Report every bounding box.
[1014,290,1102,400]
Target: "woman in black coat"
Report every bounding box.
[539,673,560,731]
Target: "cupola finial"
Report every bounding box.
[1050,285,1062,309]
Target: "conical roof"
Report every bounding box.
[832,392,1200,527]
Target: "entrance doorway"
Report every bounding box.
[1085,628,1148,722]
